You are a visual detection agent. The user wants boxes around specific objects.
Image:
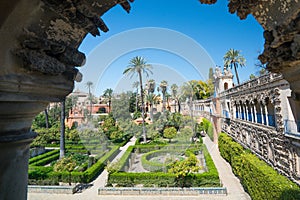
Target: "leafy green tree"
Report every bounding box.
[249,74,256,80]
[65,95,78,118]
[224,49,246,85]
[168,154,201,187]
[163,127,177,143]
[123,56,153,143]
[111,92,133,121]
[54,156,77,185]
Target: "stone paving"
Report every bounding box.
[28,136,251,200]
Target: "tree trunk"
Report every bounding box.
[138,71,147,143]
[44,108,49,128]
[234,63,240,85]
[150,103,153,121]
[162,92,166,112]
[135,89,139,112]
[177,98,181,113]
[60,100,65,159]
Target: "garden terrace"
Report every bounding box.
[107,144,219,188]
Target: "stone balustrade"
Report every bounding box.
[98,187,227,196]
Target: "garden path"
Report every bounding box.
[28,136,251,200]
[203,136,251,200]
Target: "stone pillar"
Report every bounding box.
[264,103,269,126]
[244,103,248,121]
[0,101,48,199]
[260,102,265,124]
[252,103,257,123]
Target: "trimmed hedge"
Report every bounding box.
[28,145,120,184]
[218,133,300,200]
[117,146,134,171]
[83,145,120,183]
[108,172,177,187]
[218,133,244,165]
[107,144,220,187]
[29,149,59,165]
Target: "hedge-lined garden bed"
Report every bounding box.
[107,144,220,187]
[218,133,300,200]
[28,145,120,185]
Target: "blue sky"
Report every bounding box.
[76,0,264,96]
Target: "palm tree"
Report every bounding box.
[60,99,66,159]
[223,49,246,85]
[171,84,179,113]
[147,79,156,94]
[160,80,168,112]
[44,108,49,128]
[103,88,113,113]
[132,81,139,112]
[123,56,153,142]
[85,81,93,117]
[181,82,195,116]
[146,93,157,121]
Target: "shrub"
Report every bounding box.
[233,153,300,200]
[218,133,244,164]
[218,133,300,200]
[163,127,177,142]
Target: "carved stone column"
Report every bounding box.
[252,102,257,123]
[260,102,265,125]
[264,102,269,126]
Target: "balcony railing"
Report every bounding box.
[284,120,300,137]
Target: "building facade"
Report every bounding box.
[192,69,300,185]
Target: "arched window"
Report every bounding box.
[224,82,228,90]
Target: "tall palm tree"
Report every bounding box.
[85,81,93,117]
[160,80,168,112]
[44,108,49,128]
[146,93,157,122]
[60,99,66,159]
[171,84,179,113]
[147,79,156,94]
[132,81,139,112]
[103,88,113,113]
[223,49,246,85]
[123,56,153,142]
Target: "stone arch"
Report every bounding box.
[265,97,276,127]
[0,1,300,199]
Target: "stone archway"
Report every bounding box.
[0,1,299,199]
